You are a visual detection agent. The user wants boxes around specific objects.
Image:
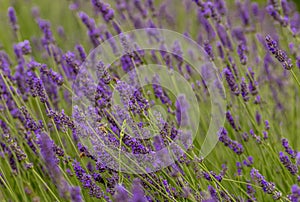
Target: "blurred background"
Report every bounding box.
[0,0,299,59]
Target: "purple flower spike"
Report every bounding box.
[175,94,190,127]
[16,40,32,55]
[208,185,219,201]
[252,3,259,17]
[226,110,238,131]
[76,44,87,62]
[31,6,40,19]
[214,0,227,16]
[279,152,298,175]
[216,41,224,59]
[219,128,244,155]
[8,7,19,33]
[204,40,214,60]
[255,111,261,125]
[224,67,239,95]
[289,185,300,202]
[265,35,278,54]
[265,35,293,70]
[237,42,247,65]
[232,27,247,46]
[152,75,172,105]
[131,179,147,202]
[91,0,115,22]
[240,78,249,102]
[70,187,83,202]
[26,71,48,103]
[114,184,129,202]
[281,138,297,158]
[243,156,254,167]
[265,120,270,130]
[250,168,278,195]
[40,65,64,86]
[198,12,216,41]
[296,153,300,166]
[37,131,69,198]
[73,161,103,199]
[263,131,268,140]
[236,0,250,26]
[246,180,256,201]
[78,12,95,32]
[281,0,291,16]
[38,19,55,48]
[249,129,261,144]
[64,51,80,75]
[134,0,148,18]
[216,23,232,50]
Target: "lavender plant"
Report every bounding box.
[0,0,300,201]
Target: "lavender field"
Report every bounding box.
[0,0,300,201]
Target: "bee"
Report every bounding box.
[112,77,119,82]
[79,152,86,158]
[99,123,108,134]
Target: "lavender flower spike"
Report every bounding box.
[131,179,147,202]
[224,67,239,95]
[265,35,293,70]
[70,186,83,202]
[37,132,69,198]
[114,184,129,202]
[226,110,238,131]
[8,7,19,33]
[279,152,298,175]
[289,185,300,202]
[91,0,115,22]
[250,168,278,196]
[240,77,249,102]
[219,128,244,155]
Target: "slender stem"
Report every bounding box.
[0,167,19,202]
[118,119,126,185]
[32,169,61,202]
[290,69,300,89]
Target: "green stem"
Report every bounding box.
[32,169,61,202]
[290,69,300,89]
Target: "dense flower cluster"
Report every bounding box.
[0,0,300,201]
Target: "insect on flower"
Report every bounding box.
[79,152,86,158]
[98,123,108,134]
